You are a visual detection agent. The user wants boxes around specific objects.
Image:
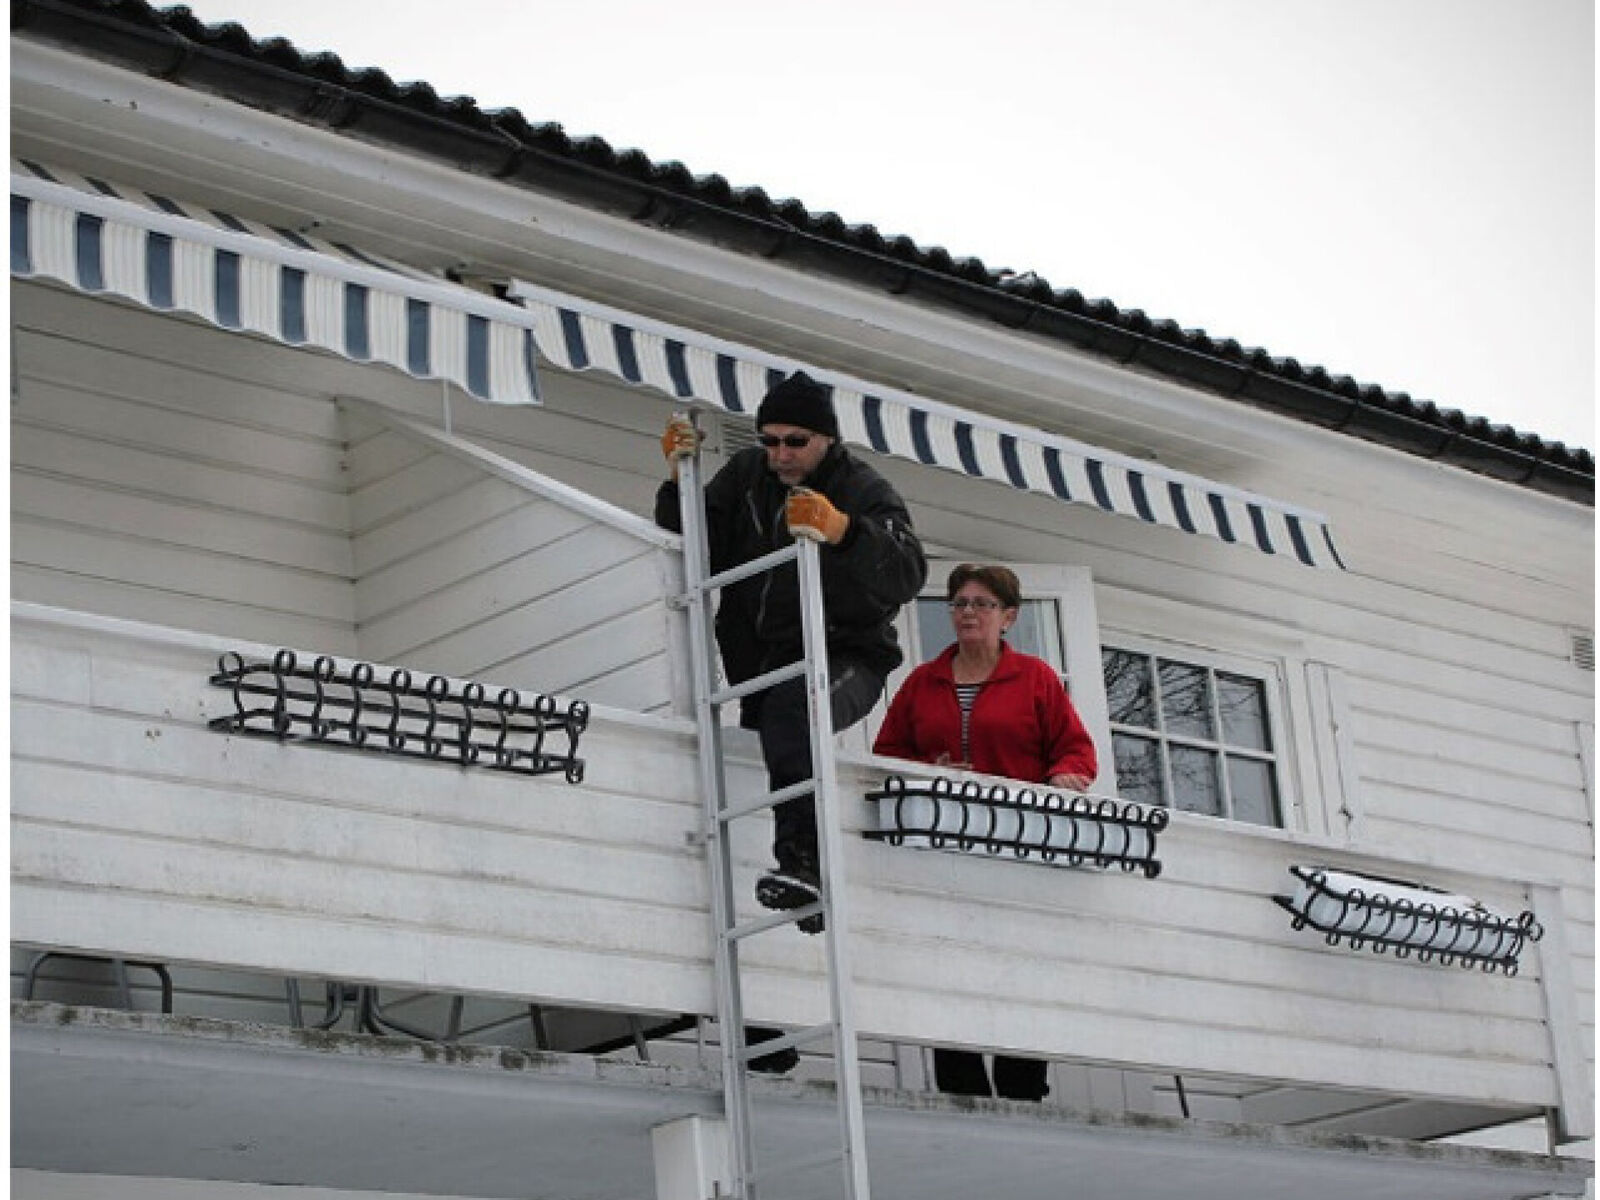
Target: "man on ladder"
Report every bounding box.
[655,369,927,950]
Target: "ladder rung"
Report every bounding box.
[754,1148,845,1183]
[725,901,825,942]
[717,778,813,824]
[708,660,807,708]
[698,543,800,594]
[738,1021,833,1064]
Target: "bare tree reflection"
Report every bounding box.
[1102,648,1277,823]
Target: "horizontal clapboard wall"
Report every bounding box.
[11,282,685,717]
[882,452,1594,1130]
[11,266,1591,1129]
[342,402,683,714]
[10,608,1564,1118]
[11,285,357,653]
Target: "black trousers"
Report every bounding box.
[754,657,885,864]
[745,657,883,1071]
[934,1049,1050,1102]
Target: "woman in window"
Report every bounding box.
[873,562,1098,1102]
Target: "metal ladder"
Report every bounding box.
[675,440,872,1200]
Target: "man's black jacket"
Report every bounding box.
[656,441,928,723]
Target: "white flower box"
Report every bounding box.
[1277,865,1542,973]
[866,775,1167,878]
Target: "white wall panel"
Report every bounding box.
[9,609,1570,1115]
[12,295,356,651]
[9,247,1592,1138]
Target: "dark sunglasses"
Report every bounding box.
[758,432,814,449]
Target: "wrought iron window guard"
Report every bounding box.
[1275,865,1543,974]
[209,649,590,782]
[864,774,1168,878]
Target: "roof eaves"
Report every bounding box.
[12,0,1594,505]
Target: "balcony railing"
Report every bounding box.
[10,601,1583,1142]
[208,649,591,782]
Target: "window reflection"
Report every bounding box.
[1169,746,1222,816]
[1111,733,1162,808]
[1218,672,1271,751]
[1104,648,1154,727]
[1158,660,1213,740]
[916,597,1062,672]
[1227,757,1280,826]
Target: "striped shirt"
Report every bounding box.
[954,681,984,763]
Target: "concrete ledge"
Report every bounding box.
[13,1003,1591,1200]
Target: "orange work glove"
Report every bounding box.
[785,487,850,544]
[660,414,701,476]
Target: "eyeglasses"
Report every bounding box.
[949,597,1002,612]
[758,433,814,449]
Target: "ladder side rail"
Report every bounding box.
[674,450,759,1197]
[796,537,873,1200]
[675,426,873,1200]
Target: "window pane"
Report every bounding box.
[1104,649,1155,729]
[915,597,1062,671]
[1218,672,1271,751]
[1159,661,1214,739]
[1228,756,1280,826]
[915,597,952,663]
[1009,600,1062,671]
[1111,732,1163,807]
[1169,745,1222,816]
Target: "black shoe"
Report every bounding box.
[756,862,819,908]
[747,1045,800,1074]
[745,1027,800,1075]
[756,858,824,933]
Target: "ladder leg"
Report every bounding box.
[676,444,873,1199]
[677,450,760,1195]
[796,537,873,1200]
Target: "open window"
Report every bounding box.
[863,561,1110,790]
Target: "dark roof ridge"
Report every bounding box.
[11,0,1592,503]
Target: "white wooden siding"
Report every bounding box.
[9,607,1570,1115]
[875,442,1594,1135]
[11,281,684,716]
[342,407,681,713]
[9,279,1591,1132]
[11,284,357,653]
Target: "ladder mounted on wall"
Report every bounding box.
[675,436,873,1200]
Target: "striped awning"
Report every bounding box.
[507,279,1345,569]
[11,161,1342,569]
[11,160,541,404]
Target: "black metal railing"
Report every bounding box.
[864,774,1168,878]
[1275,865,1543,974]
[209,649,589,782]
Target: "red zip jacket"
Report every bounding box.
[873,642,1098,786]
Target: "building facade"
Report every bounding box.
[10,3,1594,1198]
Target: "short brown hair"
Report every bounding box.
[946,563,1022,609]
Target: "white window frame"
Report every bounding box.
[1099,633,1294,828]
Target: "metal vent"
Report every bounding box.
[1572,631,1596,672]
[719,414,760,454]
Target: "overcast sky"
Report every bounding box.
[176,0,1595,451]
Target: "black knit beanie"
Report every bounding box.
[755,370,839,439]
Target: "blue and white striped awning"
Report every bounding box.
[11,160,541,404]
[507,279,1346,569]
[11,161,1342,568]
